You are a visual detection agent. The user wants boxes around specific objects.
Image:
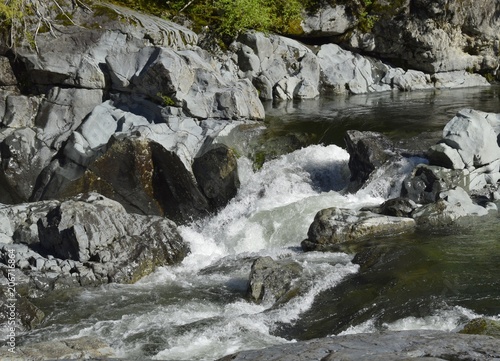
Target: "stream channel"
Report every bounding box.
[23,86,500,360]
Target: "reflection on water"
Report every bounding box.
[261,86,500,149]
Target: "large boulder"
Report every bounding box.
[317,44,391,94]
[36,136,211,223]
[302,207,416,252]
[0,193,189,293]
[428,109,500,169]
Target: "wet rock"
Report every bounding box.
[193,143,240,210]
[401,164,468,204]
[0,273,45,331]
[460,318,500,338]
[412,187,489,227]
[302,207,416,252]
[363,197,417,218]
[218,330,500,361]
[344,130,395,191]
[38,136,211,223]
[0,336,115,360]
[247,256,302,305]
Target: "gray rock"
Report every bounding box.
[247,256,302,305]
[302,207,416,252]
[0,193,189,292]
[363,197,417,218]
[301,4,356,37]
[234,32,320,100]
[0,128,54,203]
[218,330,500,361]
[433,109,500,169]
[433,71,490,89]
[0,336,115,360]
[401,164,468,204]
[0,57,17,86]
[35,87,104,149]
[344,130,395,190]
[412,187,489,227]
[0,94,41,128]
[193,143,240,210]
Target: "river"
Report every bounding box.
[24,86,500,360]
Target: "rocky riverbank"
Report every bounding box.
[1,0,500,360]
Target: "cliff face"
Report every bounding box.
[299,0,500,76]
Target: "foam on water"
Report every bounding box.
[20,143,425,360]
[339,305,497,336]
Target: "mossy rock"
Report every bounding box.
[460,318,500,338]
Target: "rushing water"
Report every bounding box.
[24,86,500,360]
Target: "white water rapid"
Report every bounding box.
[23,139,497,360]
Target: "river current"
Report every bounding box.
[24,87,500,360]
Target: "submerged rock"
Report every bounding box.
[247,256,302,305]
[460,318,500,338]
[218,330,500,361]
[302,207,416,252]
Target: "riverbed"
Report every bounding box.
[24,86,500,360]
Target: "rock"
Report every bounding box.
[429,109,500,169]
[301,4,356,37]
[193,143,240,210]
[318,44,374,94]
[344,130,395,190]
[217,330,500,361]
[0,128,54,203]
[0,273,45,332]
[433,71,490,89]
[460,318,500,338]
[37,137,211,223]
[412,187,489,227]
[14,2,197,91]
[35,87,104,149]
[0,57,17,87]
[0,336,115,360]
[401,164,468,204]
[234,32,320,100]
[302,207,416,252]
[382,68,433,91]
[363,198,417,218]
[109,46,265,120]
[247,256,302,305]
[0,93,41,128]
[0,193,189,292]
